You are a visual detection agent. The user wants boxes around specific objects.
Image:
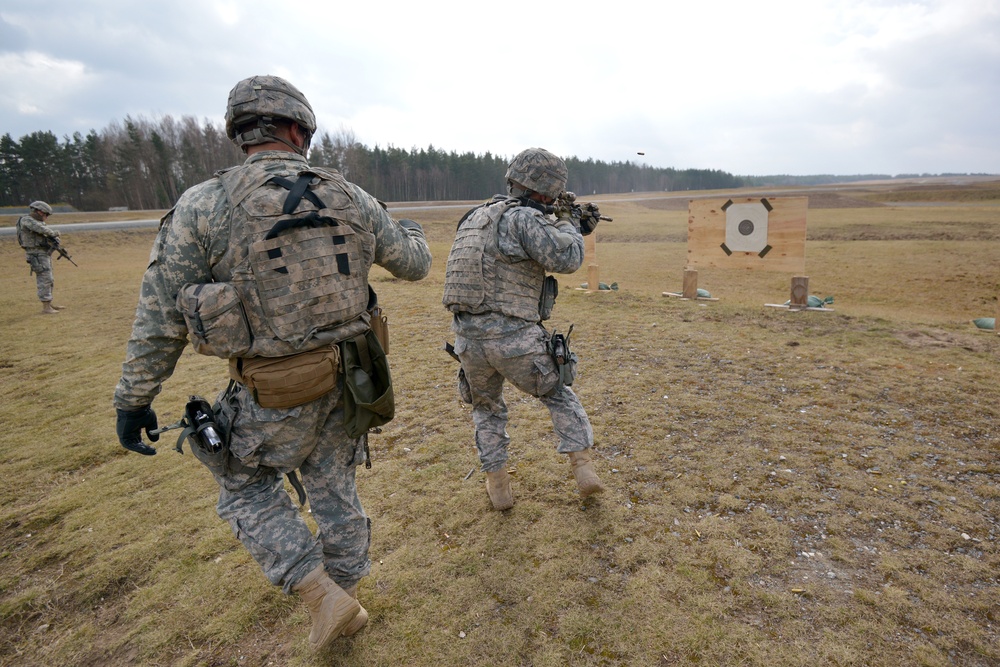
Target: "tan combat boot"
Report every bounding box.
[341,583,369,637]
[51,303,66,310]
[485,468,514,510]
[40,301,60,315]
[294,565,361,651]
[569,450,605,498]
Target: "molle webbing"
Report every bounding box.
[213,164,376,357]
[245,173,369,343]
[442,199,545,321]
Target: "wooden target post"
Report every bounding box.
[577,231,611,293]
[682,268,698,299]
[661,268,719,301]
[586,232,599,292]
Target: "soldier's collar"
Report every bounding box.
[244,150,308,166]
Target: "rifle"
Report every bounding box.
[550,191,613,235]
[46,238,78,267]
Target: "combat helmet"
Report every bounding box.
[225,75,317,155]
[505,148,568,200]
[29,201,52,215]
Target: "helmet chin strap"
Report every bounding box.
[236,117,310,156]
[507,180,528,197]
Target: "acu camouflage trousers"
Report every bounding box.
[25,250,54,302]
[454,324,593,473]
[208,377,370,593]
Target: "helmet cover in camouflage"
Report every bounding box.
[504,148,568,200]
[225,75,317,150]
[29,200,52,214]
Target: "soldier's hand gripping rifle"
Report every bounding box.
[46,238,78,267]
[551,192,612,235]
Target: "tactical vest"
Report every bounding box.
[209,163,375,358]
[442,198,546,322]
[15,216,47,250]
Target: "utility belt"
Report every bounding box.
[229,345,341,410]
[226,324,394,439]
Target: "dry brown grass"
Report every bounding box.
[1,179,998,666]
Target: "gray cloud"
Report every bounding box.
[1,0,997,175]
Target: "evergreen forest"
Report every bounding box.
[1,115,745,211]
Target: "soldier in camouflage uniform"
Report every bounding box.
[442,147,605,511]
[16,201,66,314]
[113,75,432,651]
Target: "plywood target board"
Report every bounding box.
[687,197,807,273]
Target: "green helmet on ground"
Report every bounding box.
[505,147,568,200]
[29,201,52,214]
[225,75,317,153]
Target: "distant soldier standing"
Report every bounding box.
[16,200,66,314]
[113,75,432,651]
[442,147,605,510]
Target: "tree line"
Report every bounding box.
[1,115,746,211]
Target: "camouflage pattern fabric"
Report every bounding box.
[446,195,593,472]
[16,214,59,302]
[504,147,569,200]
[114,150,431,592]
[454,327,593,472]
[448,201,584,340]
[25,251,54,301]
[114,151,431,408]
[16,213,59,250]
[211,378,370,592]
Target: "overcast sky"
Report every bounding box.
[1,0,998,176]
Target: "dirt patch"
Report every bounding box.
[635,198,691,211]
[805,193,886,209]
[809,221,1000,242]
[631,192,886,212]
[894,328,992,352]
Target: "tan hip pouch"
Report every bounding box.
[229,345,340,409]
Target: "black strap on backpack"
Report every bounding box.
[270,174,326,213]
[264,175,334,241]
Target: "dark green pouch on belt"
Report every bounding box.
[549,325,578,389]
[340,329,395,438]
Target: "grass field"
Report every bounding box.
[1,178,998,666]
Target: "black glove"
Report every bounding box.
[116,406,160,455]
[398,219,422,232]
[579,204,602,236]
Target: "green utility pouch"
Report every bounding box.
[549,325,578,389]
[539,275,558,321]
[340,329,395,438]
